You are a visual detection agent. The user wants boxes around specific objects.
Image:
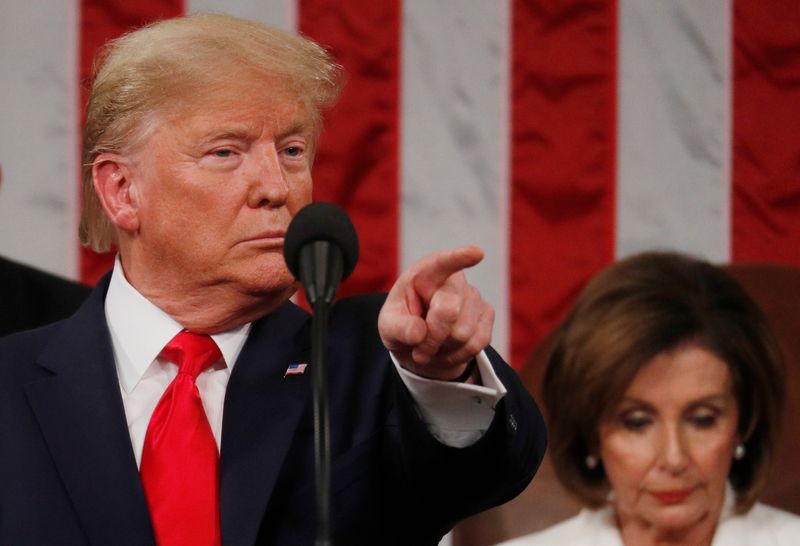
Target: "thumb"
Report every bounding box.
[378,311,427,351]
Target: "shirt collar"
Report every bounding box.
[105,257,251,394]
[718,481,737,523]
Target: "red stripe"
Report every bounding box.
[79,0,185,285]
[731,0,800,266]
[298,0,401,297]
[509,0,617,368]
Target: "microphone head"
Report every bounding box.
[284,201,360,281]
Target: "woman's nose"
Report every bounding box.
[659,426,690,474]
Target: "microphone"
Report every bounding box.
[284,201,359,306]
[283,201,359,546]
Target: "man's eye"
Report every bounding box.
[284,146,303,157]
[211,149,234,158]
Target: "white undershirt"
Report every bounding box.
[104,258,506,467]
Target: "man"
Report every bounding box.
[0,13,545,546]
[0,165,91,336]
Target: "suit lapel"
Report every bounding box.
[219,301,311,546]
[24,279,155,546]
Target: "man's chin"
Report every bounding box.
[243,270,297,297]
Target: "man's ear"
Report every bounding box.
[92,154,140,233]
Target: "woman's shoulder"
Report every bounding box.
[495,507,622,546]
[745,503,800,537]
[715,502,800,544]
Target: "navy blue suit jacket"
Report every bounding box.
[0,274,546,545]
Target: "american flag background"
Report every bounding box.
[1,1,799,388]
[1,1,799,544]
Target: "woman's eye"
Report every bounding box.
[621,412,651,431]
[689,411,718,429]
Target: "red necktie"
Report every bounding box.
[140,331,222,546]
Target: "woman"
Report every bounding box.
[499,252,800,545]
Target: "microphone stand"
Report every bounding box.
[311,298,331,546]
[299,241,344,546]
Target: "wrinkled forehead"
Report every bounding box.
[128,69,319,154]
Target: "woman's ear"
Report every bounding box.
[92,154,140,233]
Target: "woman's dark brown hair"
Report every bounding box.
[543,251,785,513]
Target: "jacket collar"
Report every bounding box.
[218,299,312,545]
[24,273,156,546]
[25,272,314,546]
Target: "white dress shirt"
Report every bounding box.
[104,259,507,467]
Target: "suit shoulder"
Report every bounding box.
[0,322,61,356]
[720,502,800,543]
[278,293,386,322]
[324,294,390,372]
[329,293,387,333]
[763,505,800,539]
[0,324,60,387]
[334,292,387,313]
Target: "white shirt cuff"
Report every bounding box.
[391,351,507,448]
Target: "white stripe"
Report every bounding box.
[187,0,297,31]
[401,0,512,358]
[616,0,732,262]
[0,0,79,278]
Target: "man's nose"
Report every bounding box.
[248,146,289,208]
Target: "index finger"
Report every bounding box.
[411,245,484,302]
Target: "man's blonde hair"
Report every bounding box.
[80,13,344,252]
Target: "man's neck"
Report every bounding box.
[141,285,291,333]
[118,257,294,333]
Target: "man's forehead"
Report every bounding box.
[165,95,315,138]
[168,69,307,111]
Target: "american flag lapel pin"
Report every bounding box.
[283,362,308,378]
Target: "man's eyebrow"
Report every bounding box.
[276,122,312,141]
[196,126,258,146]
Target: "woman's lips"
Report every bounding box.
[650,488,694,504]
